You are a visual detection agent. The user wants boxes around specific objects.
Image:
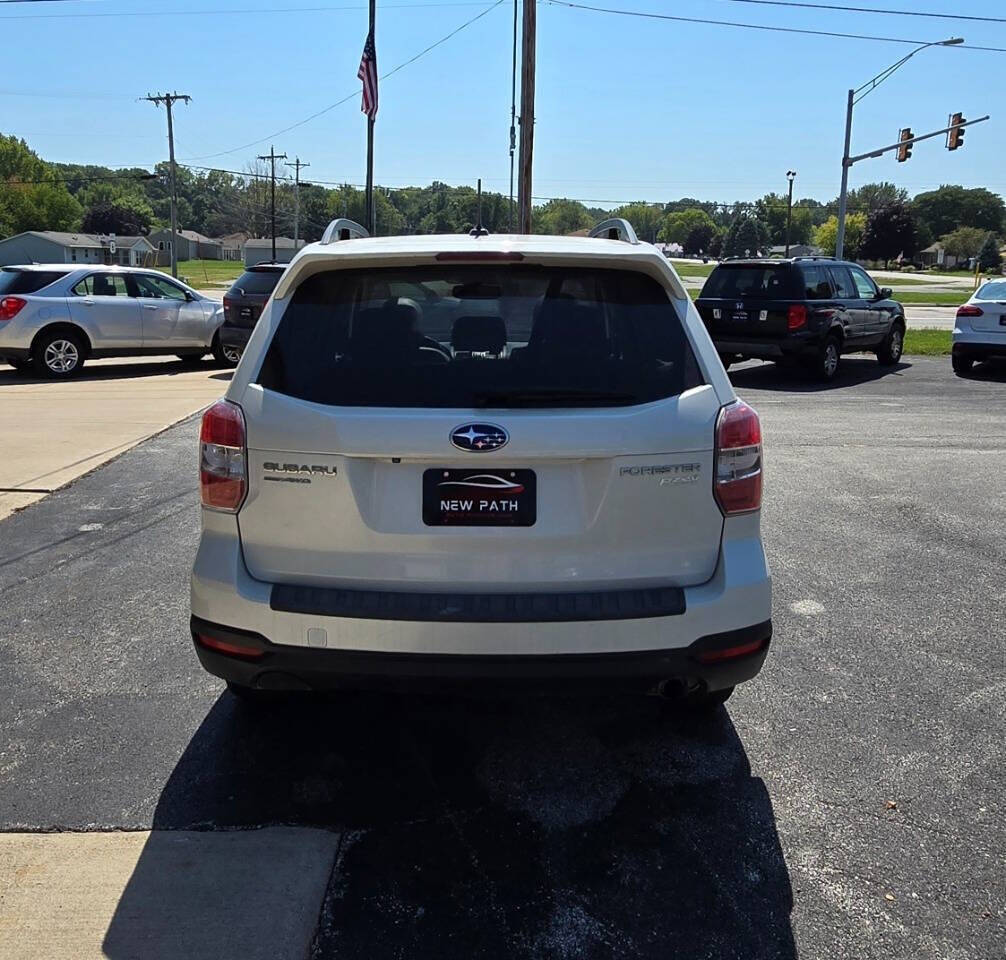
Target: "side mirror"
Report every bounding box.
[878,287,893,300]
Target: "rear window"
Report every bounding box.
[976,280,1006,300]
[700,265,798,300]
[0,269,67,295]
[257,265,702,408]
[230,269,283,296]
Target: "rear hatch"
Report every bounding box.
[696,262,800,340]
[224,268,284,329]
[970,281,1006,333]
[236,262,726,591]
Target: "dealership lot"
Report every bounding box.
[0,355,1003,959]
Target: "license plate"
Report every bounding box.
[423,468,536,526]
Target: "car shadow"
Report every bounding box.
[963,358,1006,381]
[0,358,223,386]
[728,356,912,392]
[104,691,796,960]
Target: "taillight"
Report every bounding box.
[222,295,234,322]
[956,304,983,318]
[0,296,27,322]
[787,304,807,330]
[714,400,762,515]
[200,400,247,512]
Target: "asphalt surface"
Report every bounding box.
[1,354,1004,958]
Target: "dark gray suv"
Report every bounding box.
[695,257,905,381]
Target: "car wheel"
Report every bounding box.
[32,330,86,379]
[952,353,974,377]
[212,335,241,368]
[808,335,841,382]
[877,323,904,365]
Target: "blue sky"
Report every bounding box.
[1,0,1003,207]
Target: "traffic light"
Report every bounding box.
[948,113,965,151]
[896,128,913,162]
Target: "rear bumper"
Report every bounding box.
[190,512,773,693]
[952,336,1006,361]
[191,614,771,694]
[712,335,819,360]
[219,323,252,349]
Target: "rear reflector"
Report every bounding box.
[695,636,768,664]
[435,251,524,262]
[200,400,247,512]
[195,632,263,660]
[0,296,27,322]
[787,304,807,330]
[714,400,763,515]
[956,304,984,317]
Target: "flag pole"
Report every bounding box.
[365,0,376,235]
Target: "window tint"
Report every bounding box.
[849,266,877,299]
[976,280,1006,300]
[230,270,282,297]
[134,274,188,300]
[72,274,129,297]
[258,266,702,408]
[828,266,857,299]
[0,269,68,295]
[700,266,798,300]
[802,265,833,300]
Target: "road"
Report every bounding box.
[0,355,1003,959]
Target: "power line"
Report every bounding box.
[3,173,159,186]
[178,0,505,162]
[546,1,1006,53]
[0,1,490,19]
[712,0,1006,25]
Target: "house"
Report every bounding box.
[768,244,820,258]
[918,242,959,270]
[243,237,306,266]
[149,229,224,264]
[218,232,248,262]
[0,231,155,267]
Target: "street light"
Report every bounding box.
[785,170,797,257]
[835,36,964,259]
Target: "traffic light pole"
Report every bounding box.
[835,113,989,258]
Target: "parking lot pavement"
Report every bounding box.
[0,355,1003,958]
[0,357,228,520]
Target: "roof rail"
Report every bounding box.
[588,218,639,245]
[320,218,369,244]
[793,255,836,261]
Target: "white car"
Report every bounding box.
[190,218,772,712]
[953,279,1006,375]
[0,264,234,378]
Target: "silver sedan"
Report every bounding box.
[0,264,236,378]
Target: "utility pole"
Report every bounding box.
[257,145,287,262]
[784,170,796,257]
[508,0,518,232]
[285,157,310,243]
[517,0,536,234]
[143,92,191,278]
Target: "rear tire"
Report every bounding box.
[31,329,86,379]
[212,334,241,368]
[807,334,841,382]
[877,323,904,366]
[952,353,974,377]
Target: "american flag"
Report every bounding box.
[358,31,378,120]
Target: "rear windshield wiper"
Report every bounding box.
[472,388,639,407]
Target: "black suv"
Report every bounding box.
[695,258,905,381]
[220,263,287,357]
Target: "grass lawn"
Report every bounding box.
[891,291,967,306]
[903,329,951,355]
[156,259,244,287]
[669,261,716,279]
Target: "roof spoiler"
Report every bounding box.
[320,218,369,244]
[587,218,639,245]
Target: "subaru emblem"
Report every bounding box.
[450,422,508,452]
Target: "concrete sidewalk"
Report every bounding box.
[0,828,340,960]
[0,358,227,520]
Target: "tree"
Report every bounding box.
[658,207,717,246]
[79,182,155,235]
[0,134,81,236]
[723,216,762,257]
[846,182,908,216]
[813,213,866,259]
[860,202,918,266]
[913,185,1005,239]
[977,233,1002,272]
[941,226,987,261]
[753,192,812,246]
[683,222,719,256]
[533,198,591,236]
[608,202,663,243]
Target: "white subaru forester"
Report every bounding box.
[190,219,771,711]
